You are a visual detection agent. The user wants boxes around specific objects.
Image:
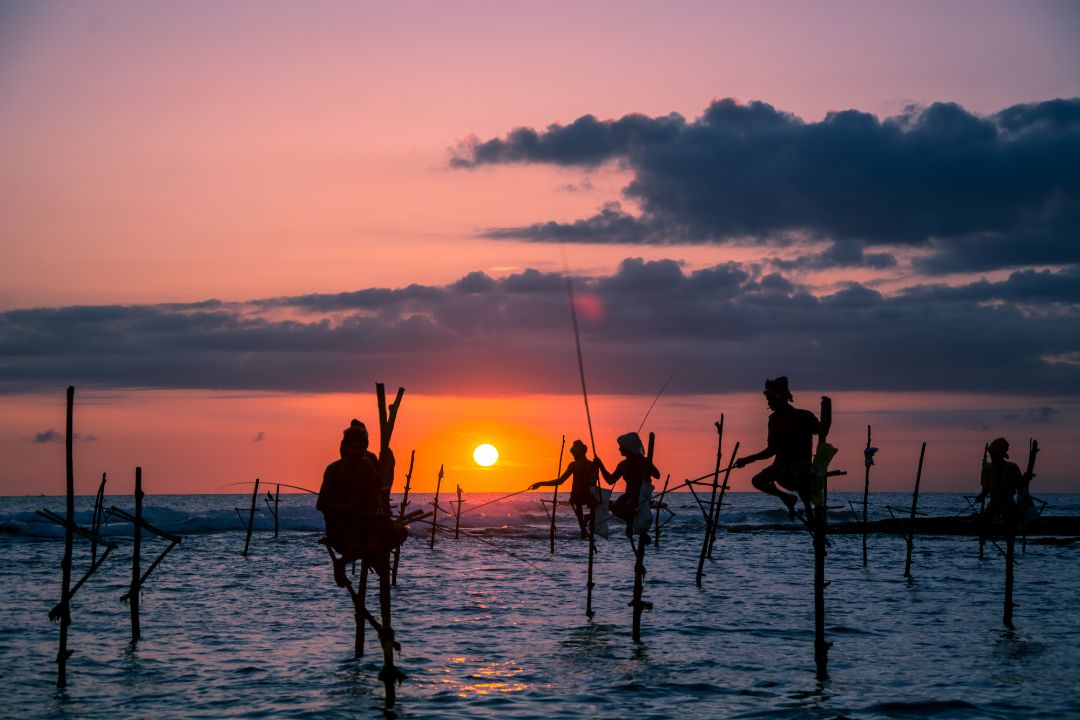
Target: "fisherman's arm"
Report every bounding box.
[734,447,774,469]
[529,464,574,490]
[597,457,620,485]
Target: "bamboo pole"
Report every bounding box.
[429,465,443,550]
[631,432,656,642]
[357,561,369,656]
[129,466,143,642]
[57,386,75,688]
[903,443,927,579]
[454,486,464,539]
[862,425,872,567]
[707,442,739,559]
[979,443,988,560]
[586,500,596,618]
[653,475,670,548]
[549,435,565,554]
[242,478,260,557]
[378,562,399,707]
[696,419,724,587]
[391,450,415,586]
[1003,526,1016,629]
[814,396,833,681]
[270,484,281,538]
[91,472,106,564]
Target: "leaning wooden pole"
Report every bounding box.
[707,442,740,559]
[391,450,415,586]
[57,386,75,689]
[242,478,260,557]
[91,472,106,564]
[653,475,670,548]
[903,443,927,579]
[429,465,444,550]
[549,435,565,554]
[631,432,656,642]
[814,396,833,681]
[130,467,143,642]
[696,419,724,587]
[862,425,872,568]
[374,383,405,709]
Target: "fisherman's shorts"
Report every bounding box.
[754,463,811,496]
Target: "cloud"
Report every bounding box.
[30,429,97,443]
[1002,406,1060,424]
[1,260,1077,397]
[454,97,1080,272]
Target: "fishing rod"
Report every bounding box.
[637,370,678,434]
[566,275,597,455]
[221,481,317,495]
[459,487,533,515]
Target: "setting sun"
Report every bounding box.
[473,443,499,467]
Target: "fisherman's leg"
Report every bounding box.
[572,502,589,538]
[752,466,799,518]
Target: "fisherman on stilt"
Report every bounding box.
[598,432,660,541]
[530,439,599,539]
[735,376,821,523]
[975,437,1033,522]
[317,419,407,586]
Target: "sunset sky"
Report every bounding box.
[1,0,1078,496]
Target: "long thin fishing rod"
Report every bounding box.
[566,276,597,455]
[221,481,317,495]
[459,487,532,516]
[637,370,677,434]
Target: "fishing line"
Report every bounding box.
[637,370,678,434]
[413,517,559,579]
[562,252,597,457]
[459,487,533,515]
[220,481,317,495]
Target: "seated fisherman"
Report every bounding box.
[529,439,599,539]
[734,376,821,520]
[317,419,406,587]
[975,437,1032,520]
[597,432,660,539]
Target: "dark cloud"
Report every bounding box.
[30,429,97,443]
[1,260,1077,396]
[455,98,1080,272]
[1002,406,1060,424]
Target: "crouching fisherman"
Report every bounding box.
[598,432,660,540]
[735,376,821,522]
[317,419,407,587]
[529,439,599,539]
[975,437,1033,522]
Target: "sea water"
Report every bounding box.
[1,492,1079,719]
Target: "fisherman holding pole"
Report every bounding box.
[598,432,660,540]
[975,437,1033,520]
[734,377,821,523]
[530,439,599,539]
[317,419,407,587]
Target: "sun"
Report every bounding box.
[473,443,499,467]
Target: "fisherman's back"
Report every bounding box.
[767,406,820,466]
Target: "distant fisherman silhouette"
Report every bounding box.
[975,437,1032,519]
[598,432,660,540]
[530,439,599,539]
[317,419,407,587]
[734,377,821,521]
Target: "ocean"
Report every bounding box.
[1,491,1078,719]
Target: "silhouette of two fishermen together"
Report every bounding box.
[530,432,660,541]
[317,419,407,587]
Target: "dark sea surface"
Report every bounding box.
[1,491,1079,719]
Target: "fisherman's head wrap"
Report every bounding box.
[764,376,794,401]
[570,439,587,455]
[988,437,1009,458]
[616,432,645,456]
[340,419,369,454]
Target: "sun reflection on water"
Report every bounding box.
[437,659,532,697]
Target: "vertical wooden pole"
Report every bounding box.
[903,443,927,579]
[91,472,106,564]
[653,475,669,548]
[632,432,655,642]
[862,425,872,567]
[454,486,463,539]
[378,564,398,707]
[979,443,988,560]
[391,450,414,586]
[272,484,280,538]
[356,561,369,657]
[1003,527,1016,629]
[586,504,596,618]
[242,478,260,557]
[696,419,723,587]
[707,442,739,559]
[57,385,75,689]
[550,435,565,554]
[429,465,443,550]
[814,396,833,681]
[130,467,143,642]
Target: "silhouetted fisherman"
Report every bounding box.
[598,432,660,540]
[735,376,821,521]
[317,419,406,587]
[975,437,1032,520]
[530,439,599,539]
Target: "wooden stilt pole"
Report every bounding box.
[57,386,75,688]
[979,443,988,560]
[91,473,106,564]
[631,432,656,642]
[707,442,739,560]
[1003,525,1016,629]
[356,561,369,656]
[814,396,833,681]
[903,443,927,579]
[549,435,565,554]
[586,503,596,618]
[377,561,400,707]
[130,467,143,642]
[653,475,669,548]
[454,485,464,539]
[242,478,260,557]
[429,465,443,550]
[696,419,724,587]
[862,425,872,568]
[393,451,412,587]
[269,484,280,538]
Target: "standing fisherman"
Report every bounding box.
[975,437,1033,520]
[598,432,660,540]
[317,419,407,587]
[734,376,821,521]
[530,439,599,539]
